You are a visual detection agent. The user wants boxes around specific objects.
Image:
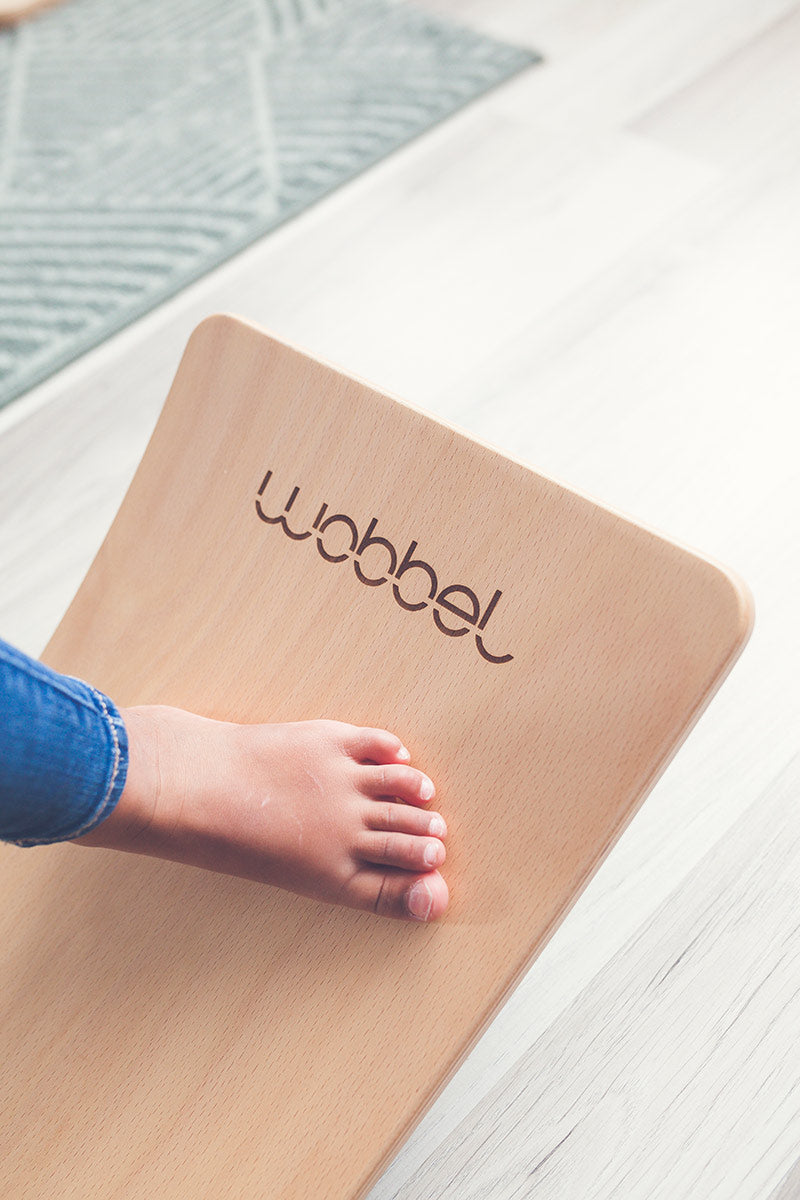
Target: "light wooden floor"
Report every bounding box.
[1,1,799,1196]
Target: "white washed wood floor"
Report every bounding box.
[2,1,799,1196]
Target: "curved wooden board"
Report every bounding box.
[0,315,753,1198]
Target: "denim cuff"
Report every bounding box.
[0,638,129,847]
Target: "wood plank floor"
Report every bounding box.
[391,754,800,1200]
[1,2,798,1196]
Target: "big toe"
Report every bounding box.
[404,873,449,923]
[363,869,449,923]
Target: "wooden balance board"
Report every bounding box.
[0,315,753,1198]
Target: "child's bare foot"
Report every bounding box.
[71,707,449,923]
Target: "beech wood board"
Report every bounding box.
[0,315,753,1199]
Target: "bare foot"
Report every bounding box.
[70,707,449,923]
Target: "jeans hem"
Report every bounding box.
[8,689,129,848]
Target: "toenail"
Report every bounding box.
[428,815,447,838]
[407,880,433,922]
[423,841,440,867]
[397,744,411,762]
[419,776,435,801]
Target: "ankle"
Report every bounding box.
[70,706,164,851]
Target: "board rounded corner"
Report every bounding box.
[706,557,755,657]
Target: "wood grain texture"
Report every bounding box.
[768,1154,800,1200]
[0,315,751,1198]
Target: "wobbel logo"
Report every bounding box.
[255,470,514,665]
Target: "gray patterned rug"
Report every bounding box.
[0,0,537,411]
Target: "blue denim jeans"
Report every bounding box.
[0,637,128,847]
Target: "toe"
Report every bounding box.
[356,829,446,872]
[360,764,435,806]
[348,726,411,765]
[347,868,449,923]
[363,800,447,840]
[404,873,449,922]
